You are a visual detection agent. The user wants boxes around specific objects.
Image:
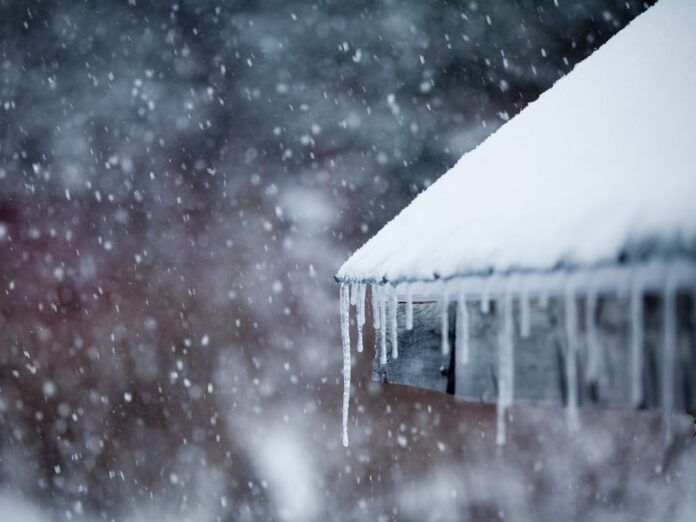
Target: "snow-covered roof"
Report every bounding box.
[337,0,696,284]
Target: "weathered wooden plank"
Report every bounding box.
[372,301,455,394]
[372,293,696,412]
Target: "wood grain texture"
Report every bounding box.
[372,294,696,412]
[372,301,455,394]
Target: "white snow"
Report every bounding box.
[337,0,696,284]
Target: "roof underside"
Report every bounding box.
[337,0,696,284]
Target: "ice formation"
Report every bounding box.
[662,274,676,443]
[339,284,351,447]
[440,285,450,355]
[584,284,600,384]
[496,290,514,446]
[564,278,580,431]
[629,275,644,407]
[390,284,398,359]
[335,0,696,445]
[379,284,387,366]
[338,260,696,446]
[455,285,469,364]
[405,284,414,331]
[356,283,366,353]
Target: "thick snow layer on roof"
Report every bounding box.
[337,0,696,284]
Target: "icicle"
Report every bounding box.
[480,278,490,314]
[440,285,450,355]
[371,283,381,331]
[564,278,580,431]
[538,276,549,310]
[455,285,469,364]
[496,290,514,446]
[662,275,676,443]
[496,397,506,447]
[629,276,644,408]
[390,284,398,359]
[379,284,388,365]
[349,282,358,306]
[356,283,366,353]
[405,284,414,331]
[339,284,351,447]
[585,285,600,384]
[520,279,530,339]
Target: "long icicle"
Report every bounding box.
[564,277,580,431]
[496,289,514,446]
[455,284,469,364]
[349,282,358,306]
[481,278,490,314]
[356,283,366,353]
[440,284,450,355]
[520,278,530,339]
[629,275,644,408]
[405,284,414,331]
[371,283,381,331]
[380,284,388,365]
[339,284,351,447]
[585,284,600,384]
[662,274,676,443]
[390,284,399,359]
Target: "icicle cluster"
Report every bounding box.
[337,259,696,447]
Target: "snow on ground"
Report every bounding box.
[338,0,696,283]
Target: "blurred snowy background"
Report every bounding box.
[1,0,695,520]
